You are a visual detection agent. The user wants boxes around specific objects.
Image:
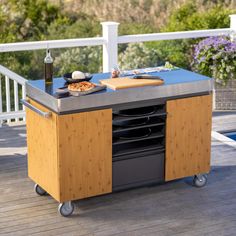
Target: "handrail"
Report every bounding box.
[118,28,232,44]
[0,27,232,73]
[0,37,105,53]
[0,65,27,85]
[0,29,231,53]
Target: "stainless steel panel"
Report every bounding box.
[58,79,212,112]
[26,77,213,114]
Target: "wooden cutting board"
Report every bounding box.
[100,77,164,90]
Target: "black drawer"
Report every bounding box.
[113,137,165,158]
[113,104,165,118]
[113,105,166,123]
[113,116,165,133]
[112,150,164,191]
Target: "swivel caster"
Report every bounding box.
[193,174,207,188]
[34,184,47,196]
[58,201,75,217]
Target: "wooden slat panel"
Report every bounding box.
[26,99,60,201]
[165,95,212,181]
[57,109,112,202]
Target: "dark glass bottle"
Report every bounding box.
[44,49,53,85]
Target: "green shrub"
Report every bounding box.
[146,3,233,69]
[54,46,102,76]
[118,43,164,70]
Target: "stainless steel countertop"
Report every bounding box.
[26,69,214,114]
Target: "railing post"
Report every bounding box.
[5,76,10,123]
[22,85,26,121]
[14,81,19,122]
[230,15,236,40]
[101,22,120,72]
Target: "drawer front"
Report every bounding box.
[112,152,164,190]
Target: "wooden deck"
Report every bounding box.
[0,113,236,236]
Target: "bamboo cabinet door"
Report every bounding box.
[57,109,112,202]
[165,95,212,181]
[26,99,112,203]
[26,100,60,201]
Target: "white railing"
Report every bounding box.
[118,28,232,43]
[0,65,26,126]
[0,15,236,125]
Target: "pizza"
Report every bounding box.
[68,81,95,92]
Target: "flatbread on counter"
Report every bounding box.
[68,81,95,92]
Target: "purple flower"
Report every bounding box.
[193,36,236,62]
[192,36,236,84]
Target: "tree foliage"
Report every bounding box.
[54,46,102,75]
[119,43,164,70]
[0,0,100,79]
[0,0,61,42]
[146,2,234,69]
[164,3,231,31]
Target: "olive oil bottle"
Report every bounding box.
[44,49,53,85]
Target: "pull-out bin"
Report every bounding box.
[112,150,164,191]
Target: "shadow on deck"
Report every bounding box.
[0,114,236,236]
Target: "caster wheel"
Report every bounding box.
[58,202,75,217]
[34,184,47,196]
[193,174,207,188]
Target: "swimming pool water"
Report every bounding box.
[223,131,236,141]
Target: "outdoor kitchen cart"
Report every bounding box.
[23,69,213,217]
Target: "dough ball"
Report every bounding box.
[72,71,85,80]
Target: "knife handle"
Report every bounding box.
[133,75,162,80]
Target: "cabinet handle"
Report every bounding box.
[21,99,52,118]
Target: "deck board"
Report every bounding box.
[0,114,236,236]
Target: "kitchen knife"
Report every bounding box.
[133,74,163,80]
